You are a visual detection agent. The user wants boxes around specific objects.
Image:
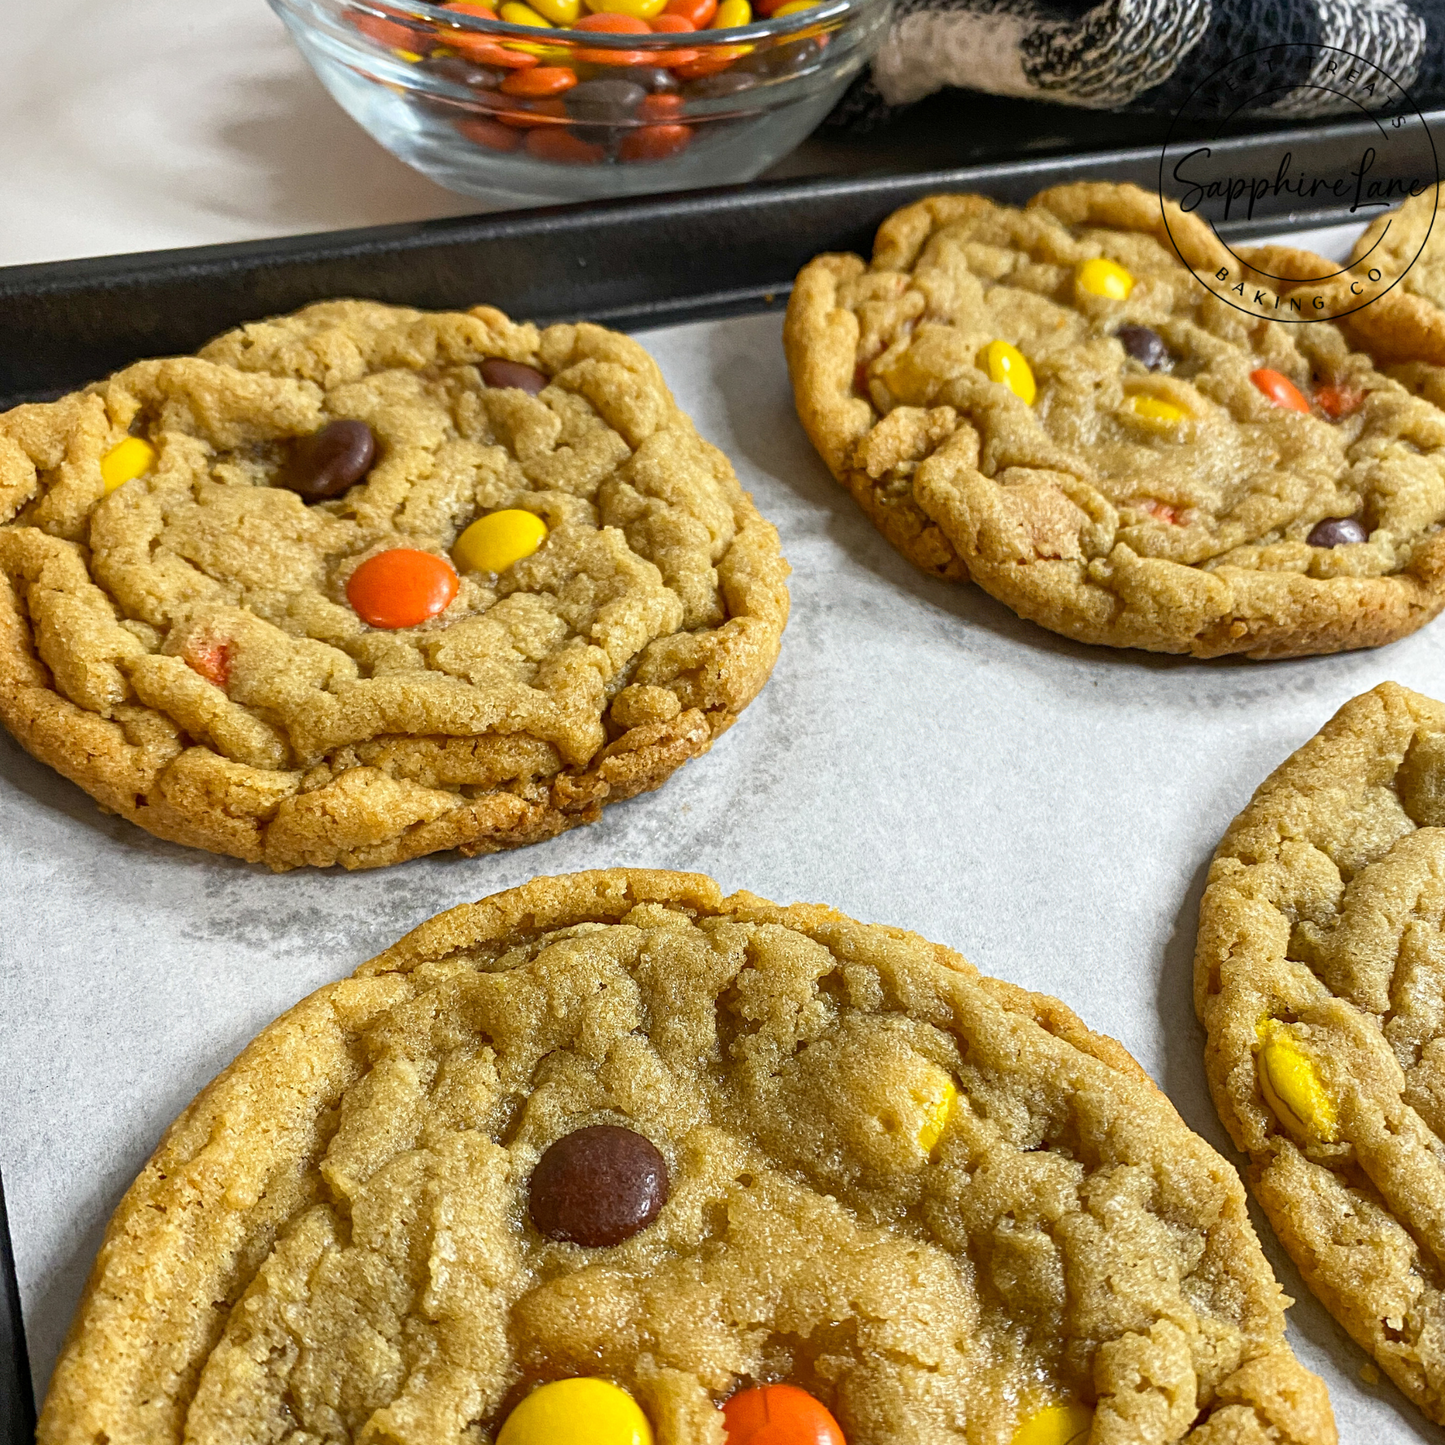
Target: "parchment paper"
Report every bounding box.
[3,222,1439,1438]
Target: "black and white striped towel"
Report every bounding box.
[840,0,1445,126]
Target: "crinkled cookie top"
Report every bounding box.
[42,871,1334,1445]
[784,181,1445,657]
[0,302,788,869]
[1332,185,1445,367]
[1197,681,1445,1426]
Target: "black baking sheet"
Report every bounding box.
[0,1172,32,1442]
[2,109,1440,410]
[0,110,1435,1437]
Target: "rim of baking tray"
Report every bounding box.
[325,0,875,46]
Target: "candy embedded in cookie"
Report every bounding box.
[1012,1402,1093,1445]
[784,181,1445,658]
[1115,324,1170,371]
[39,870,1336,1445]
[1122,394,1188,429]
[1196,683,1445,1422]
[1255,1024,1338,1144]
[453,508,549,574]
[277,418,378,501]
[497,1377,654,1445]
[99,437,157,494]
[528,1124,670,1245]
[1075,257,1133,301]
[345,548,460,628]
[1250,368,1310,414]
[977,339,1035,404]
[480,356,550,393]
[182,634,233,690]
[722,1383,845,1444]
[1306,516,1367,549]
[0,301,790,869]
[1314,383,1364,420]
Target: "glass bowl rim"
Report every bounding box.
[323,0,883,46]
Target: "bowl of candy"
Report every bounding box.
[270,0,890,204]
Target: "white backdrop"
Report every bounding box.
[0,0,476,267]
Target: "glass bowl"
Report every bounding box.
[270,0,891,204]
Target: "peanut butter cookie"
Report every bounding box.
[41,870,1335,1445]
[1330,185,1445,368]
[1196,682,1445,1423]
[784,182,1445,658]
[0,302,789,869]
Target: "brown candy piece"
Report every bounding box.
[480,358,549,395]
[1307,516,1367,547]
[279,419,376,501]
[528,1125,668,1247]
[1116,324,1171,371]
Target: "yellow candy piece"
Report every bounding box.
[978,340,1036,405]
[530,0,583,21]
[1257,1028,1337,1142]
[100,437,157,494]
[497,1378,653,1445]
[454,510,549,575]
[500,2,552,24]
[1124,394,1187,426]
[587,0,668,15]
[772,0,818,13]
[1013,1402,1094,1445]
[915,1070,957,1154]
[712,0,752,25]
[1076,256,1135,301]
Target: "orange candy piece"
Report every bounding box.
[639,91,685,118]
[526,128,607,163]
[574,10,652,27]
[619,122,692,160]
[722,1385,846,1445]
[574,12,652,62]
[499,97,569,127]
[351,11,421,48]
[502,65,578,95]
[672,44,746,75]
[1250,368,1309,414]
[455,115,523,150]
[441,0,544,66]
[1315,382,1364,418]
[451,35,541,65]
[664,0,718,24]
[646,14,700,62]
[184,638,232,690]
[346,549,459,629]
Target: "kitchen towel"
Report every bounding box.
[831,0,1445,129]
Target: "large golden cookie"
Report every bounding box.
[1196,683,1445,1424]
[41,870,1335,1445]
[784,182,1445,658]
[0,302,788,869]
[1331,185,1445,367]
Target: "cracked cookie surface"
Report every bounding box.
[41,869,1335,1445]
[1329,185,1445,368]
[784,182,1445,658]
[1196,682,1445,1424]
[0,302,789,869]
